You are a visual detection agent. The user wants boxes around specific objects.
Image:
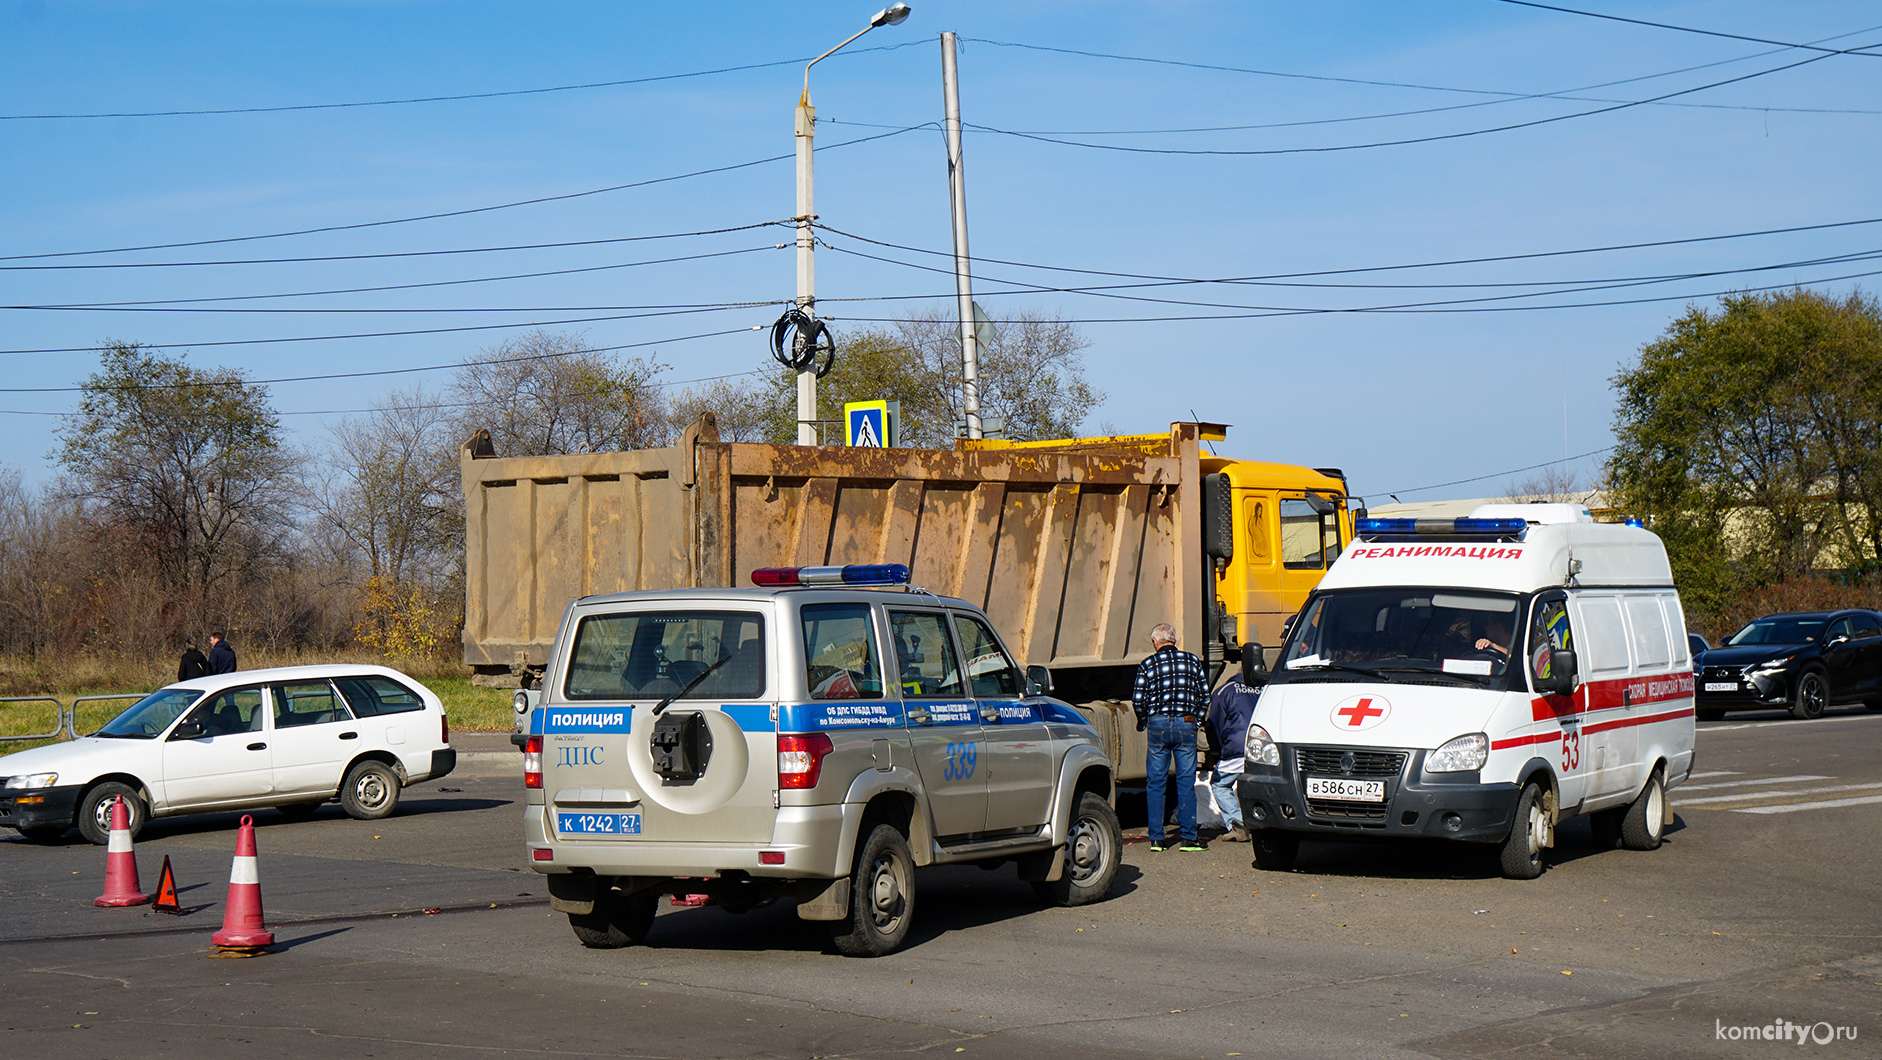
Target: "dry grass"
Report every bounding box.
[0,650,515,752]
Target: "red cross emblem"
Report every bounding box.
[1331,695,1390,730]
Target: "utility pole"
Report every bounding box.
[793,5,913,447]
[940,31,980,440]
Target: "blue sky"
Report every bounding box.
[3,1,1879,503]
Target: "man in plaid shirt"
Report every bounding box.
[1133,622,1210,851]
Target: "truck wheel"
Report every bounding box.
[569,889,659,949]
[829,824,915,957]
[1032,792,1121,906]
[1695,707,1725,722]
[1498,782,1547,880]
[1588,807,1623,850]
[1790,670,1828,720]
[1620,768,1667,851]
[77,782,145,846]
[340,761,401,820]
[1249,831,1299,871]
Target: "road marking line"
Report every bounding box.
[1682,782,1882,806]
[1677,774,1829,793]
[1704,713,1882,732]
[1732,793,1882,814]
[1685,771,1741,780]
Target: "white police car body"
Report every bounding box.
[521,564,1120,956]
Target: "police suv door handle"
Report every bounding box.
[247,742,267,751]
[907,707,933,724]
[979,705,1001,722]
[338,731,359,740]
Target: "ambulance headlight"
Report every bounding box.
[1426,733,1488,773]
[1243,723,1281,768]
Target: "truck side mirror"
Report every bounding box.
[1025,665,1053,696]
[1544,648,1578,697]
[1201,473,1234,563]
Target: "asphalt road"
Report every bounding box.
[3,712,1879,1059]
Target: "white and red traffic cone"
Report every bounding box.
[209,815,274,956]
[93,795,151,908]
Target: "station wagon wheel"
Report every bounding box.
[77,782,145,846]
[1498,782,1547,880]
[1790,671,1828,720]
[829,823,915,957]
[340,760,401,820]
[1033,791,1122,906]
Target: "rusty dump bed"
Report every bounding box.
[462,416,1207,679]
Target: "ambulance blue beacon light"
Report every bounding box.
[751,564,912,588]
[1355,517,1528,539]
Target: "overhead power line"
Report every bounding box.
[2,125,927,263]
[0,235,786,272]
[0,40,929,121]
[1380,447,1616,498]
[1496,1,1882,57]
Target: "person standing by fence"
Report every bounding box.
[208,631,237,674]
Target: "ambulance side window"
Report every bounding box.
[1527,596,1575,690]
[1624,596,1670,670]
[1578,597,1630,675]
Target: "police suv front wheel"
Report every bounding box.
[829,823,915,957]
[1033,792,1121,906]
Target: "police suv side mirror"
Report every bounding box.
[1025,665,1053,696]
[1545,649,1579,697]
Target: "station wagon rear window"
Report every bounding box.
[565,611,767,701]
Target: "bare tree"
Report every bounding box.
[1501,465,1585,504]
[316,386,460,585]
[449,330,670,457]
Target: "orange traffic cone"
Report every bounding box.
[209,815,274,956]
[93,795,151,907]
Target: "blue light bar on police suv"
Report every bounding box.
[751,563,912,588]
[1355,517,1528,539]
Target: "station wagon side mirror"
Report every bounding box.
[1543,649,1578,697]
[170,721,206,741]
[1025,665,1053,696]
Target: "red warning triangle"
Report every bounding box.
[152,855,182,914]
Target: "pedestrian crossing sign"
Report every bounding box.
[845,400,899,448]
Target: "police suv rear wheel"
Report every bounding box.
[830,823,915,957]
[568,889,658,949]
[1498,782,1547,880]
[1033,791,1121,906]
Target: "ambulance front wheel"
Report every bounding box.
[1249,831,1299,871]
[1498,782,1547,880]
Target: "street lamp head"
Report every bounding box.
[870,3,911,27]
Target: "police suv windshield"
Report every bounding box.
[1280,588,1522,684]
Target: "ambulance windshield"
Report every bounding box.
[1282,588,1521,682]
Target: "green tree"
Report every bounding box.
[1609,288,1882,618]
[672,308,1105,447]
[55,342,297,613]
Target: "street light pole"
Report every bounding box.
[794,4,912,446]
[940,31,979,440]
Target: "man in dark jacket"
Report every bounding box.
[178,642,210,682]
[207,632,237,674]
[1205,644,1264,843]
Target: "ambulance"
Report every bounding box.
[1234,504,1696,879]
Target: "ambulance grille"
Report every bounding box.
[1295,748,1405,778]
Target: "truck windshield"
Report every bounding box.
[1281,588,1521,682]
[564,611,766,701]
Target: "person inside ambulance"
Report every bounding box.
[1475,615,1512,659]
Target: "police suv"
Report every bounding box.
[516,564,1121,957]
[1237,505,1696,879]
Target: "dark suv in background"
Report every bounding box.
[1694,610,1882,720]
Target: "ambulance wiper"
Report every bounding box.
[1291,662,1395,683]
[650,653,733,716]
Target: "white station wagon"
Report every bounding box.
[0,664,456,844]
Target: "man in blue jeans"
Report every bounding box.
[1133,622,1210,852]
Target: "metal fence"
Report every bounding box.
[0,693,149,744]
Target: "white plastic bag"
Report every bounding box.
[1194,777,1224,830]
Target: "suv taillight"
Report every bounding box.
[777,733,833,790]
[523,735,543,789]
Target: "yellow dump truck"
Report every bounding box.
[461,417,1355,778]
